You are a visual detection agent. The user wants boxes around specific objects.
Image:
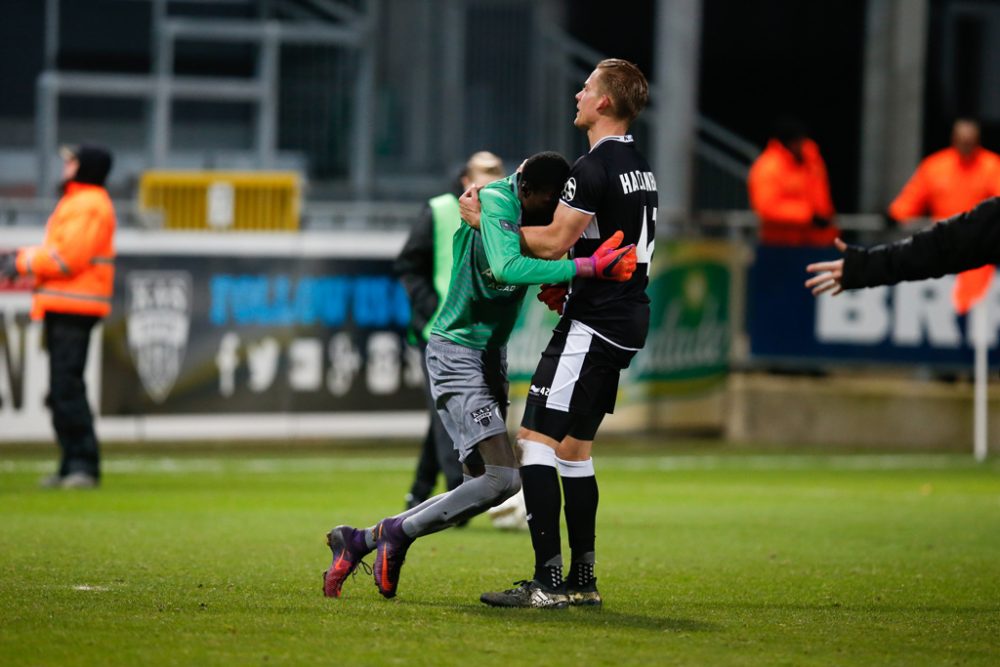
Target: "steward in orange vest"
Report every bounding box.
[15,154,116,320]
[0,145,116,489]
[889,119,1000,313]
[748,119,838,247]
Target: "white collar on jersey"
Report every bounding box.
[590,134,634,152]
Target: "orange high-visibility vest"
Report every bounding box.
[747,139,838,246]
[889,146,1000,222]
[16,182,116,320]
[890,146,1000,314]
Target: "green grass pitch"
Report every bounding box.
[1,445,999,666]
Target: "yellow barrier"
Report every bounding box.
[139,171,301,231]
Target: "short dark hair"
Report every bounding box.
[520,151,570,195]
[954,117,980,129]
[595,59,649,123]
[771,116,808,146]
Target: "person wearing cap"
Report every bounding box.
[394,151,510,515]
[0,144,116,489]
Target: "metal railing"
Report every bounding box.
[0,197,162,229]
[1,195,930,244]
[35,0,378,200]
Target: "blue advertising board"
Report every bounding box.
[748,245,1000,367]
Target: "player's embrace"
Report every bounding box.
[322,152,637,601]
[463,58,656,608]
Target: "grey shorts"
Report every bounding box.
[425,336,508,462]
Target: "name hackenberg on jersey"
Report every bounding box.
[560,134,657,349]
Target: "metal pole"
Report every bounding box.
[405,1,433,169]
[529,3,562,155]
[440,0,466,169]
[350,0,380,197]
[44,0,60,70]
[973,298,989,462]
[859,0,928,211]
[256,22,280,168]
[653,0,702,220]
[40,0,60,200]
[151,0,171,167]
[553,42,571,157]
[36,73,58,201]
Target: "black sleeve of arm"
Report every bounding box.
[394,205,439,332]
[842,197,1000,289]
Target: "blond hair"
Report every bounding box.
[595,59,649,123]
[464,151,505,181]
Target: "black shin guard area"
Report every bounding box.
[562,474,599,560]
[521,464,563,570]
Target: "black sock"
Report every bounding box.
[520,464,563,585]
[562,473,598,585]
[567,560,595,588]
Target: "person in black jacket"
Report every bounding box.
[805,197,1000,295]
[395,151,506,509]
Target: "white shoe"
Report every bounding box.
[61,472,99,489]
[488,489,529,530]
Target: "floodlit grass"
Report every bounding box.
[1,446,999,666]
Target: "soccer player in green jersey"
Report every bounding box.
[322,152,638,600]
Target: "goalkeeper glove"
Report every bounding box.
[572,230,637,281]
[537,283,568,314]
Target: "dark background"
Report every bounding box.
[0,0,992,212]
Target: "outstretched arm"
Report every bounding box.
[805,197,1000,294]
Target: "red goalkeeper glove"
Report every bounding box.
[572,230,637,281]
[537,283,568,314]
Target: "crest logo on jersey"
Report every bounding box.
[562,177,577,201]
[126,271,192,403]
[529,384,550,397]
[481,267,519,293]
[499,219,519,233]
[471,406,493,428]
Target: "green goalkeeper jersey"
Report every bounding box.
[431,173,577,350]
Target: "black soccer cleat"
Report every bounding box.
[373,517,413,599]
[323,525,372,598]
[480,580,569,609]
[566,578,602,607]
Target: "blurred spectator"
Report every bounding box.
[889,119,1000,315]
[394,151,505,510]
[0,145,116,489]
[748,117,838,246]
[888,118,1000,223]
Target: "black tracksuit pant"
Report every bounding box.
[44,312,101,478]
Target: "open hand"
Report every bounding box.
[804,238,847,296]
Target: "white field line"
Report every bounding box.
[0,454,995,476]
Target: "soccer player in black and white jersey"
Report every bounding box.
[463,58,656,608]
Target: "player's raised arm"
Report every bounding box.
[805,197,1000,296]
